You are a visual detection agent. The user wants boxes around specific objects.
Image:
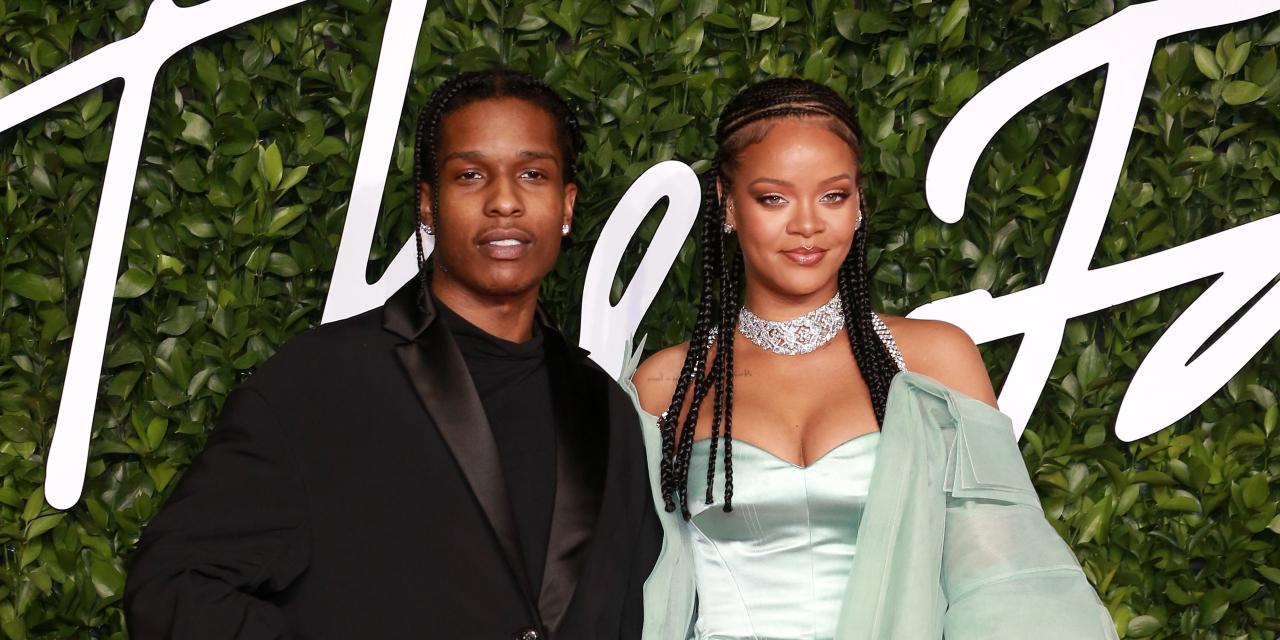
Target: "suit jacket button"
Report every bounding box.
[514,628,540,640]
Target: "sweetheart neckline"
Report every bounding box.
[691,429,880,470]
[636,370,911,470]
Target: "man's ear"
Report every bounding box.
[418,180,433,224]
[562,182,577,229]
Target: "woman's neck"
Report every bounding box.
[741,280,841,320]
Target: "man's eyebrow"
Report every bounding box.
[440,149,559,163]
[441,150,485,163]
[519,150,558,162]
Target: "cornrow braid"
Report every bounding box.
[410,68,582,307]
[839,197,899,424]
[718,250,743,511]
[659,78,898,518]
[658,160,725,517]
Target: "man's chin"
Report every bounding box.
[444,271,543,301]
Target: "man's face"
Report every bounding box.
[422,98,576,300]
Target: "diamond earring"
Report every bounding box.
[418,220,434,236]
[723,222,734,234]
[562,223,571,236]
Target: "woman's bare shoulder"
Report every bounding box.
[633,341,691,417]
[879,315,998,407]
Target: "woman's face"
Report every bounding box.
[723,118,861,304]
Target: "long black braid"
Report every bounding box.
[659,78,900,517]
[410,68,581,307]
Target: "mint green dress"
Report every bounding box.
[619,339,1118,640]
[686,432,879,639]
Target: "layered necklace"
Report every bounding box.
[737,294,844,356]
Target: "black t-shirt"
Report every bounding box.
[435,298,557,596]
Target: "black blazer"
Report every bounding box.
[124,280,662,639]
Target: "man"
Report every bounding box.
[125,69,662,639]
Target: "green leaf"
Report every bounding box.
[1242,473,1269,509]
[267,204,307,236]
[1222,80,1265,105]
[180,111,213,150]
[858,11,890,34]
[21,486,44,522]
[1198,588,1230,626]
[267,252,301,277]
[886,40,907,77]
[1126,615,1161,638]
[157,306,198,336]
[171,157,205,192]
[1156,491,1201,512]
[748,13,779,32]
[1250,49,1277,84]
[106,368,142,399]
[939,0,969,40]
[1194,44,1222,79]
[24,513,64,540]
[833,9,858,41]
[652,113,694,133]
[1225,41,1252,75]
[1257,565,1280,584]
[5,271,63,302]
[945,69,980,105]
[89,558,125,599]
[1228,578,1261,602]
[193,47,220,95]
[180,216,218,239]
[261,142,284,189]
[1181,146,1214,163]
[1076,343,1105,389]
[114,268,156,299]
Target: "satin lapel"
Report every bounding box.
[537,329,607,632]
[389,289,536,608]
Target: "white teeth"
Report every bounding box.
[488,239,522,247]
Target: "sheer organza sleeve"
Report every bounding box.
[835,372,1118,639]
[938,392,1119,639]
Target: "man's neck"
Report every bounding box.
[432,279,540,343]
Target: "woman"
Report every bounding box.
[626,79,1118,639]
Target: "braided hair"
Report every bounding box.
[659,78,900,517]
[410,68,581,305]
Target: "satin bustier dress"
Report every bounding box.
[685,432,880,640]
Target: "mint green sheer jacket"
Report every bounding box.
[620,345,1119,639]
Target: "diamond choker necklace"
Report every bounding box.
[738,295,844,356]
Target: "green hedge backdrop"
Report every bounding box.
[2,0,1279,637]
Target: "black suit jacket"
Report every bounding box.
[124,280,662,639]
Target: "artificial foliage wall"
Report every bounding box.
[1,0,1279,637]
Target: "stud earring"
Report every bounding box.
[724,199,735,234]
[418,220,434,236]
[723,222,734,234]
[562,223,571,236]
